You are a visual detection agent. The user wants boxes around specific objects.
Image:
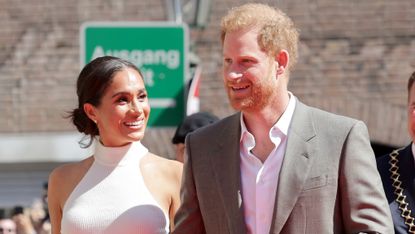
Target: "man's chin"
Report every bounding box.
[230,102,255,113]
[230,101,244,111]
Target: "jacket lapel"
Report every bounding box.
[399,146,415,211]
[209,113,247,234]
[269,101,317,234]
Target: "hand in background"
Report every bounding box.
[12,213,36,234]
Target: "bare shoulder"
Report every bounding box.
[50,156,94,182]
[141,153,183,182]
[48,156,94,205]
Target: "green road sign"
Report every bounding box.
[80,22,188,127]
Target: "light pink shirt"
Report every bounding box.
[239,93,296,234]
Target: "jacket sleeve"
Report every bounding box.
[173,134,206,234]
[340,121,394,234]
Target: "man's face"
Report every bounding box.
[408,83,415,141]
[222,27,278,112]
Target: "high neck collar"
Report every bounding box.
[93,140,148,167]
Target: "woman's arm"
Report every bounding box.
[48,167,64,234]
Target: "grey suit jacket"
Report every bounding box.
[173,101,393,234]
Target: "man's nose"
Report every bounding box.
[228,71,243,80]
[225,64,244,81]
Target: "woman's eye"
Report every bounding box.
[138,93,147,101]
[117,97,128,103]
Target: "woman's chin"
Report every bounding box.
[127,132,145,141]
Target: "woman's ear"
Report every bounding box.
[275,50,289,75]
[83,103,98,123]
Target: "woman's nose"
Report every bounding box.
[129,101,143,114]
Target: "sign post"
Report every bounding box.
[80,22,188,127]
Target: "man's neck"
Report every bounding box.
[242,92,290,162]
[242,91,289,132]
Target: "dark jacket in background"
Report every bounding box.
[377,144,415,234]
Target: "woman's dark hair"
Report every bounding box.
[68,56,143,148]
[408,71,415,95]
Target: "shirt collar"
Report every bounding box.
[240,92,297,142]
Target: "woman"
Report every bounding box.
[48,56,182,234]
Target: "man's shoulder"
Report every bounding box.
[191,112,239,135]
[377,144,411,164]
[376,150,393,175]
[298,101,359,127]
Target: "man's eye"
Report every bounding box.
[223,58,232,65]
[241,59,253,64]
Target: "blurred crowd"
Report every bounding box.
[0,183,50,234]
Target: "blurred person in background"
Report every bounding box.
[377,71,415,234]
[11,206,35,234]
[36,182,50,234]
[0,217,16,234]
[48,56,182,234]
[9,182,51,234]
[28,199,50,234]
[172,112,219,162]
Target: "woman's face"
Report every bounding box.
[85,68,150,147]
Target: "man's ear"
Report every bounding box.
[83,103,98,123]
[275,50,289,75]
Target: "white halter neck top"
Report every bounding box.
[61,141,169,234]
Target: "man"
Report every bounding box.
[377,71,415,234]
[172,112,219,163]
[173,3,393,234]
